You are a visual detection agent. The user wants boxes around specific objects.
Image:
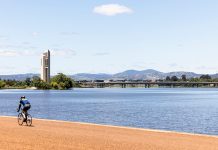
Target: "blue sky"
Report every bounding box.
[0,0,218,75]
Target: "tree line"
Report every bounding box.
[0,73,79,90]
[164,74,216,82]
[1,73,218,89]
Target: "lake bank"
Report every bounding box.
[1,116,218,150]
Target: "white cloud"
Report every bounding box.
[93,4,133,16]
[50,49,77,57]
[0,50,18,56]
[0,49,77,57]
[94,52,110,56]
[0,36,8,40]
[60,32,79,36]
[169,63,178,67]
[0,44,37,50]
[196,66,218,71]
[0,50,39,57]
[32,32,39,37]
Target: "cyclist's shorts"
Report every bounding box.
[23,104,31,111]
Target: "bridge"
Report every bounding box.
[79,81,218,88]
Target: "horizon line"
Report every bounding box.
[0,69,217,76]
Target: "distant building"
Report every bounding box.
[41,50,50,83]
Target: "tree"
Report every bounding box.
[25,78,31,86]
[0,80,6,88]
[4,79,17,87]
[189,77,200,82]
[51,73,74,89]
[32,76,41,87]
[200,74,211,80]
[33,81,51,89]
[30,76,51,89]
[166,76,171,81]
[171,76,178,81]
[40,82,51,89]
[181,75,187,81]
[51,81,58,89]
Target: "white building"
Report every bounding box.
[41,50,50,83]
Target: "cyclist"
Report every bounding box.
[17,96,31,121]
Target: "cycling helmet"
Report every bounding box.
[20,96,26,100]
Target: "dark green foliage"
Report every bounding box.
[181,75,187,81]
[35,81,51,90]
[0,73,78,90]
[25,78,31,86]
[200,74,211,80]
[189,77,200,82]
[166,76,171,81]
[28,76,50,89]
[51,73,74,89]
[171,76,178,81]
[0,80,6,88]
[4,79,17,87]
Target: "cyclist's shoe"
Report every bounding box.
[23,118,27,122]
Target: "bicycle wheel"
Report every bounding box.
[18,113,24,125]
[26,114,32,126]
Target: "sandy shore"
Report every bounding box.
[1,117,218,150]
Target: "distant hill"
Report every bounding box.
[0,69,216,81]
[0,74,39,81]
[72,69,206,80]
[211,73,218,78]
[71,73,112,80]
[113,69,164,80]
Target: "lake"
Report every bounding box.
[0,88,218,135]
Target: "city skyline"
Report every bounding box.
[0,1,218,75]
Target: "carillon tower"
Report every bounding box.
[41,50,50,83]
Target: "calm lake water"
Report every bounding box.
[0,88,218,135]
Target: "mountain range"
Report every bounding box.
[71,69,203,80]
[0,73,40,81]
[1,69,218,81]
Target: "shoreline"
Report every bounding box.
[1,86,218,90]
[1,116,218,150]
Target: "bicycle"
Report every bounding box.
[18,112,32,126]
